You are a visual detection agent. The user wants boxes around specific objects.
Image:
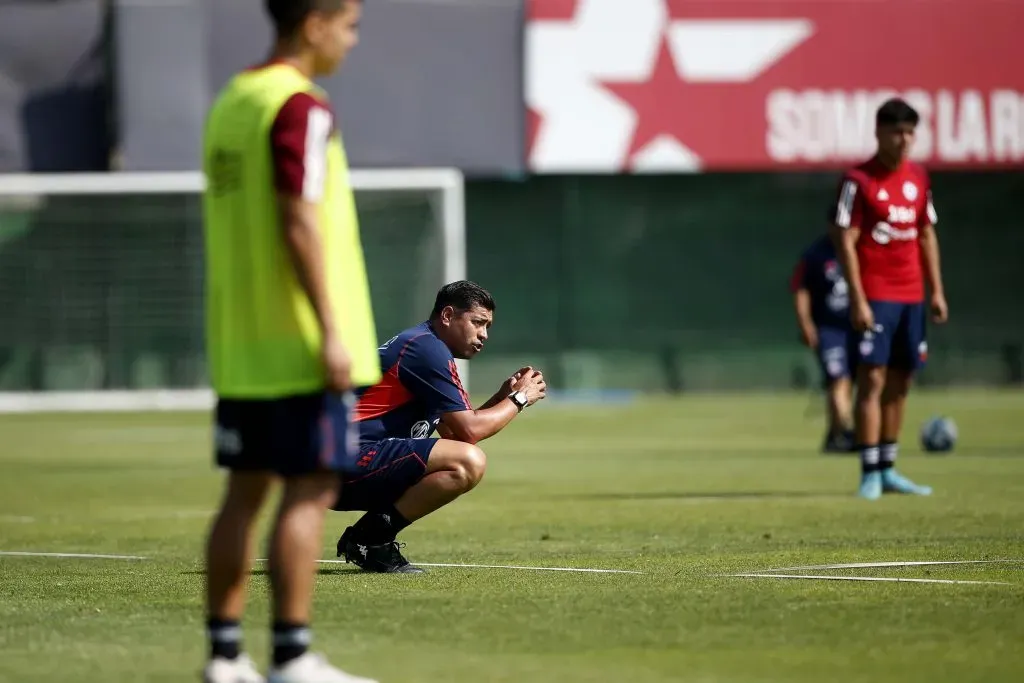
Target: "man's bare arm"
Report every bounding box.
[918,224,944,297]
[279,196,334,335]
[793,288,817,348]
[278,195,351,390]
[440,401,520,445]
[829,223,864,307]
[441,370,546,444]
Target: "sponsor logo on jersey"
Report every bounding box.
[871,222,919,244]
[886,205,918,224]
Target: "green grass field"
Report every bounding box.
[1,390,1023,683]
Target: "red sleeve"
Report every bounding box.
[831,173,863,229]
[918,168,938,227]
[789,258,807,293]
[270,92,335,200]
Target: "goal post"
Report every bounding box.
[0,168,466,413]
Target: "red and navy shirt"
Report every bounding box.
[353,322,471,444]
[831,157,937,303]
[789,235,850,330]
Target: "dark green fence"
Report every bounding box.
[465,173,1024,392]
[0,172,1020,393]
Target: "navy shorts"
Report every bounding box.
[214,391,357,478]
[857,301,928,371]
[817,325,855,383]
[332,437,437,512]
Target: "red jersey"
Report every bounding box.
[831,157,937,303]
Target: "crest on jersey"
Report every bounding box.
[411,420,432,439]
[876,189,889,201]
[871,222,892,244]
[902,181,918,201]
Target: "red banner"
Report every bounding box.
[527,0,1024,172]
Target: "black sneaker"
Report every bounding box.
[822,430,856,454]
[336,526,425,574]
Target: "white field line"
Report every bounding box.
[2,551,640,574]
[759,560,1024,572]
[396,561,643,574]
[311,559,644,574]
[729,572,1012,586]
[0,551,147,560]
[2,552,638,573]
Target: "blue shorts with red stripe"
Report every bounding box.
[857,301,928,371]
[332,437,438,512]
[214,391,357,478]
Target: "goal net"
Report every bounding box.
[0,169,465,413]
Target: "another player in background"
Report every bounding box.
[201,1,380,682]
[331,281,547,573]
[829,98,949,500]
[790,234,856,453]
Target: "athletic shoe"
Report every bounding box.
[858,471,882,500]
[203,654,264,683]
[267,653,377,683]
[881,469,933,496]
[336,527,424,574]
[822,430,857,454]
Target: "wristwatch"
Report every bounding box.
[508,390,529,411]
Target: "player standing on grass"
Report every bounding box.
[790,234,856,453]
[331,281,547,574]
[829,98,949,500]
[201,1,380,682]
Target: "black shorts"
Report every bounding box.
[332,437,438,512]
[214,391,357,478]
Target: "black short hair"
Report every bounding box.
[430,281,495,318]
[876,98,919,127]
[265,0,352,37]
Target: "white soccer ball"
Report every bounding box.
[920,416,958,453]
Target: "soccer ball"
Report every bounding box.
[920,416,957,453]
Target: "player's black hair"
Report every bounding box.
[876,98,919,127]
[265,0,357,37]
[430,281,496,318]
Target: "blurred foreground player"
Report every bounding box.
[332,281,547,573]
[790,235,856,453]
[202,1,381,682]
[829,98,948,500]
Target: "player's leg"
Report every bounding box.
[818,327,855,453]
[267,471,340,660]
[335,438,484,573]
[824,375,855,452]
[203,401,274,683]
[853,363,886,498]
[265,392,377,683]
[852,302,898,499]
[879,304,932,495]
[394,439,486,519]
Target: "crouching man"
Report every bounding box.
[332,281,546,573]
